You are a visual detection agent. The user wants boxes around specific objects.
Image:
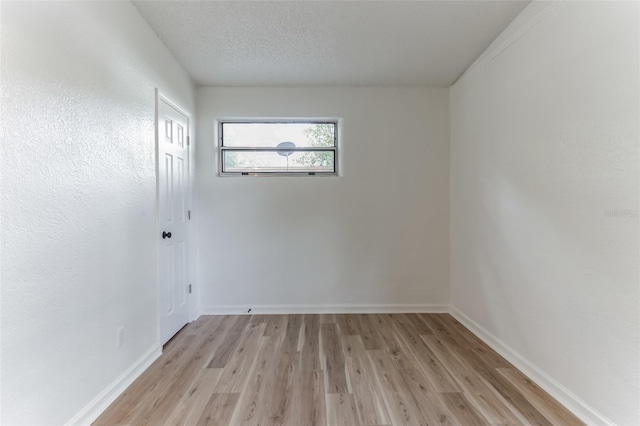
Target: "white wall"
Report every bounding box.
[450,2,639,424]
[0,2,195,424]
[196,87,449,312]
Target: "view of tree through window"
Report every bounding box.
[220,121,337,174]
[296,123,335,168]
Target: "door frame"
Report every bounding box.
[154,89,196,348]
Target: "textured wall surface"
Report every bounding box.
[196,87,450,310]
[450,2,639,424]
[0,2,194,424]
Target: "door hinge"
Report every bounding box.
[187,136,190,146]
[188,210,191,220]
[188,284,192,294]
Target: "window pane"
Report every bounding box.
[222,122,335,148]
[223,150,335,173]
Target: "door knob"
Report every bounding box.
[162,231,172,239]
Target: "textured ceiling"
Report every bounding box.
[133,1,529,87]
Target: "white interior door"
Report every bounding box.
[158,96,190,345]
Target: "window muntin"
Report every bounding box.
[219,120,338,175]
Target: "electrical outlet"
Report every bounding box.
[117,327,125,348]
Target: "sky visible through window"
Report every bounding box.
[222,122,335,173]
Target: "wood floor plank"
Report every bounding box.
[185,315,216,336]
[94,334,198,424]
[229,374,272,426]
[427,314,466,343]
[399,369,457,425]
[387,314,432,337]
[300,315,321,370]
[280,314,303,353]
[290,370,326,426]
[264,314,287,337]
[94,314,581,426]
[498,368,584,425]
[320,323,349,393]
[403,313,435,336]
[249,315,273,327]
[251,336,281,377]
[207,316,251,368]
[418,314,463,349]
[319,314,336,324]
[393,322,460,393]
[132,318,243,425]
[101,315,236,426]
[441,392,489,426]
[195,315,247,369]
[435,315,512,369]
[213,323,267,393]
[326,393,361,426]
[367,349,425,426]
[369,314,388,328]
[422,334,522,425]
[358,314,384,350]
[164,368,224,426]
[162,324,199,352]
[197,393,240,426]
[342,335,390,426]
[336,314,362,335]
[434,314,482,348]
[454,347,553,425]
[376,320,416,370]
[263,352,297,426]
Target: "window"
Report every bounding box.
[218,120,339,176]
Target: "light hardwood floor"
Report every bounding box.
[94,314,583,425]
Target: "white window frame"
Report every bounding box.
[217,119,340,176]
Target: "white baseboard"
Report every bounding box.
[449,306,614,426]
[199,303,449,315]
[65,345,162,426]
